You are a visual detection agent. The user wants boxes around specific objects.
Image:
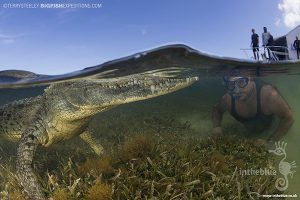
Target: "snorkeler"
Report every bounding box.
[212,70,294,142]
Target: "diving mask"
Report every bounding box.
[223,77,249,91]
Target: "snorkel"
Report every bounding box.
[223,76,240,100]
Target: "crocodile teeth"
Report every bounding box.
[150,85,155,94]
[155,85,161,90]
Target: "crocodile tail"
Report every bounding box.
[16,127,46,200]
[275,176,289,191]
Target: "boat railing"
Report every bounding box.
[240,46,289,61]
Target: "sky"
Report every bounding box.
[0,0,300,75]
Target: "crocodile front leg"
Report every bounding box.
[79,130,105,156]
[16,127,46,200]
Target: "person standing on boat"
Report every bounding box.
[262,27,271,47]
[262,27,272,59]
[211,69,294,143]
[293,36,300,59]
[251,28,259,60]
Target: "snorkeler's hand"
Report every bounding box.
[212,127,223,138]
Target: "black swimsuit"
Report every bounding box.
[230,79,273,134]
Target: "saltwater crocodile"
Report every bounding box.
[0,73,198,199]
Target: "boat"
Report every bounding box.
[241,25,300,62]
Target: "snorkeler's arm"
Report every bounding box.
[265,88,294,140]
[212,95,228,129]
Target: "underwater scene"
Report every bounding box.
[0,45,299,199]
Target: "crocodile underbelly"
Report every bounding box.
[44,119,90,147]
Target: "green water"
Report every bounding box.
[261,75,300,195]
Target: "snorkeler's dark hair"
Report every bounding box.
[223,68,243,81]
